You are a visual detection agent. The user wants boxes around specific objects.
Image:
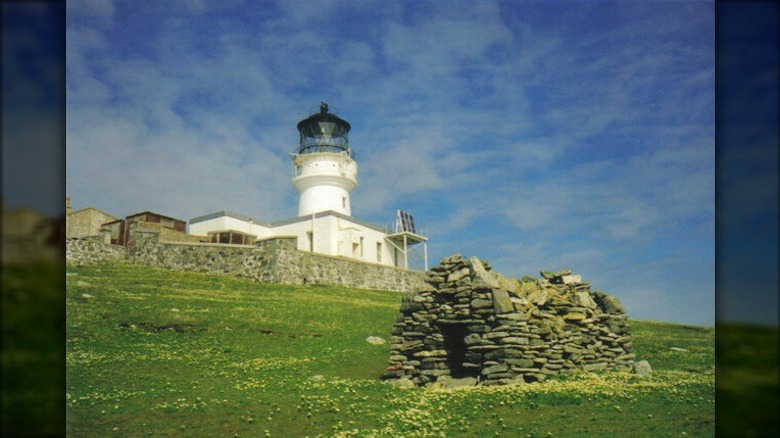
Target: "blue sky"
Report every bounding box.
[64,0,717,326]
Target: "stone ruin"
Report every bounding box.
[382,254,635,387]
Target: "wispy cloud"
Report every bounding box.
[66,0,715,325]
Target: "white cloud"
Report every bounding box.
[65,1,715,325]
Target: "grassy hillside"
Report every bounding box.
[66,263,716,437]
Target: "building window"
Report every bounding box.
[376,242,382,263]
[306,231,313,251]
[360,237,364,257]
[342,197,347,209]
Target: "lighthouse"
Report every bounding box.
[291,103,357,217]
[189,103,428,270]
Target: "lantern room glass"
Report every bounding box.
[296,104,354,158]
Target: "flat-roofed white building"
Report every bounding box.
[189,104,427,270]
[189,209,424,268]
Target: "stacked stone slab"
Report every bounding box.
[382,254,634,386]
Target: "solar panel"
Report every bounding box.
[396,210,416,234]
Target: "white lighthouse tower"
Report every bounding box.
[290,103,357,217]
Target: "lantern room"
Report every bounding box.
[295,102,353,157]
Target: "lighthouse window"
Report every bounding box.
[342,197,347,209]
[376,242,382,262]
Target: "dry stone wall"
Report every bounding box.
[271,249,427,291]
[382,254,634,387]
[66,237,127,266]
[66,233,426,292]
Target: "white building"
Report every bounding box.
[189,103,427,270]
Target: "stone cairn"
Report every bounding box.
[382,254,635,387]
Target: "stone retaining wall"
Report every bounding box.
[66,237,127,266]
[382,254,634,387]
[273,249,426,291]
[66,233,426,292]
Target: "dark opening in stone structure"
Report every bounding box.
[440,324,475,379]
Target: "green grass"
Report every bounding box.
[65,263,717,437]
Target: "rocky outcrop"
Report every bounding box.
[382,254,634,386]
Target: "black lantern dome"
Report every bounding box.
[295,103,353,157]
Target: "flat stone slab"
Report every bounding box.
[430,376,478,390]
[562,274,582,284]
[492,289,514,314]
